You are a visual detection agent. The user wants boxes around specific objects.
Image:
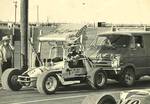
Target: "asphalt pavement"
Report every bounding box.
[0,77,150,104]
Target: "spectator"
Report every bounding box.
[0,35,14,73]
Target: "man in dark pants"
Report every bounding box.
[0,35,14,73]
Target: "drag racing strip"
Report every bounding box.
[2,78,150,104]
[11,94,88,104]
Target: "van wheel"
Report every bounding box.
[37,72,59,95]
[97,95,117,104]
[1,68,22,91]
[89,70,107,89]
[120,68,135,86]
[135,76,141,80]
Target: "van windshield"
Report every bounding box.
[94,35,131,48]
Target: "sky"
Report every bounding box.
[0,0,150,24]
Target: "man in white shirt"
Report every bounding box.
[0,35,14,73]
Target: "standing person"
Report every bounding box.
[0,35,14,73]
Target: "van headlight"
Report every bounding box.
[111,54,120,67]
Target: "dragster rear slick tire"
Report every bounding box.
[1,68,22,91]
[36,71,59,95]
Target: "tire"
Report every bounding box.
[97,95,117,104]
[120,68,135,87]
[1,68,22,91]
[89,70,107,89]
[36,71,59,94]
[114,77,120,82]
[135,76,141,80]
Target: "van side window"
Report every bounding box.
[134,36,144,48]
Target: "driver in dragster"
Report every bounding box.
[67,45,84,68]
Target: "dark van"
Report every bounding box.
[86,31,150,86]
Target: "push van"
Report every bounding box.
[86,31,150,86]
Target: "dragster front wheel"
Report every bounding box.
[1,68,22,91]
[36,71,59,95]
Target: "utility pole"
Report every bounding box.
[13,1,17,24]
[11,1,18,68]
[37,5,39,25]
[47,17,49,23]
[20,0,28,70]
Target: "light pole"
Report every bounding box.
[11,1,18,67]
[13,1,17,24]
[20,0,28,70]
[37,5,39,25]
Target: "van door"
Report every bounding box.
[143,34,150,74]
[131,35,148,75]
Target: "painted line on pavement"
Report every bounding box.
[11,95,88,104]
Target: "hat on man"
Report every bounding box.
[2,35,10,41]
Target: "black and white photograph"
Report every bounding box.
[0,0,150,104]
